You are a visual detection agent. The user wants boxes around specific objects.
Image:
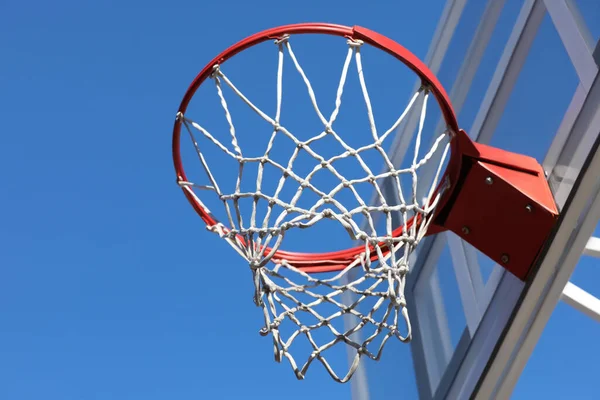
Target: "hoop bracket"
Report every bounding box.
[438,132,559,280]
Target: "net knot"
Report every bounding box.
[391,296,407,308]
[419,83,431,93]
[274,34,290,45]
[347,38,364,47]
[249,260,261,270]
[207,223,227,238]
[177,179,193,188]
[210,64,221,78]
[397,264,409,275]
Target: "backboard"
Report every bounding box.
[350,0,600,399]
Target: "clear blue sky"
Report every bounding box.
[1,0,599,399]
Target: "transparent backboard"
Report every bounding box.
[351,0,600,399]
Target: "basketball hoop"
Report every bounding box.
[172,23,559,383]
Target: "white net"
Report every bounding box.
[177,35,451,382]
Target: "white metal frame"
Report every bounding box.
[561,282,600,323]
[583,236,600,257]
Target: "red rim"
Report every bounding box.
[172,23,466,272]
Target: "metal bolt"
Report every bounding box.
[461,226,470,235]
[485,177,494,185]
[501,254,510,264]
[525,204,533,213]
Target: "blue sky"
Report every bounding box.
[2,0,600,399]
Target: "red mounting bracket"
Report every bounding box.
[435,130,559,280]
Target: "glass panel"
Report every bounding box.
[487,14,579,161]
[436,0,489,91]
[460,0,525,133]
[413,236,468,394]
[437,244,469,349]
[571,0,600,45]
